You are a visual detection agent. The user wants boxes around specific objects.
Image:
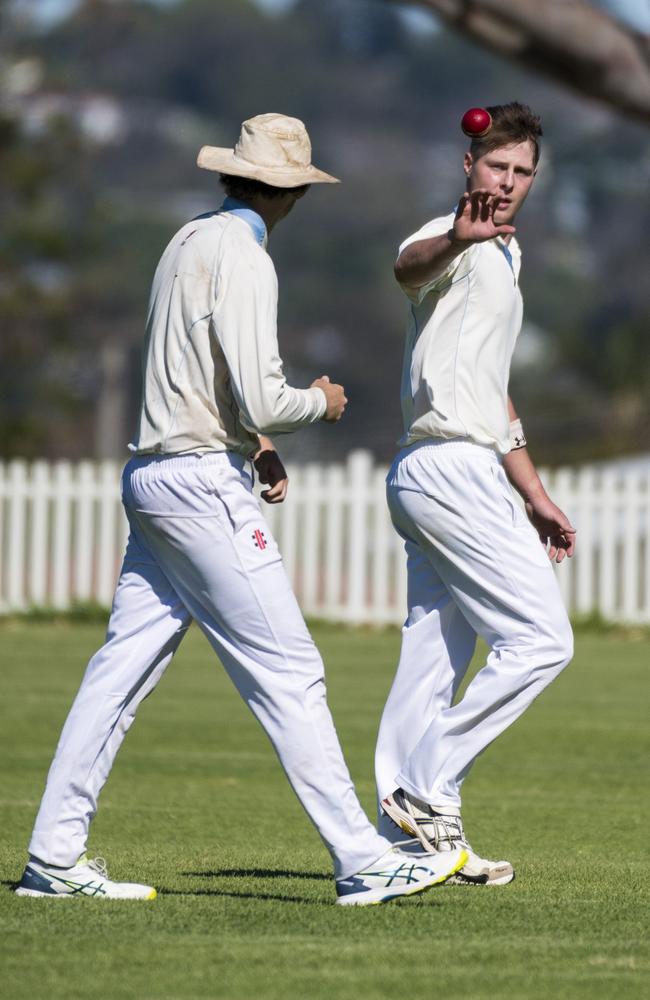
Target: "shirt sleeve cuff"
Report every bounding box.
[308,385,328,420]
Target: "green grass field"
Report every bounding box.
[0,620,648,999]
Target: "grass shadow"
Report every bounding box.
[3,878,325,906]
[182,868,330,881]
[159,886,324,905]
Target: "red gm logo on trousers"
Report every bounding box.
[252,529,267,550]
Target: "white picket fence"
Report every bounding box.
[1,452,649,624]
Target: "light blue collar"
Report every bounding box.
[495,238,518,284]
[220,197,267,247]
[496,239,514,274]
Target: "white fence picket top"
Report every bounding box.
[371,464,391,622]
[30,461,49,606]
[599,465,618,619]
[346,450,373,623]
[96,461,121,607]
[0,451,649,624]
[575,465,596,615]
[622,468,646,621]
[301,463,322,617]
[7,460,27,609]
[75,461,95,602]
[52,462,73,610]
[324,463,344,617]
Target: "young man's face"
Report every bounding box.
[464,139,537,225]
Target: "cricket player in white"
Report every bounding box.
[376,103,576,884]
[17,114,465,905]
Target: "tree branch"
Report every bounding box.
[390,0,650,123]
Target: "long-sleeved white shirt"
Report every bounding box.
[130,199,326,458]
[397,212,523,455]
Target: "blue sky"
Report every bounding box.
[11,0,650,33]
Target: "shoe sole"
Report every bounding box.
[336,849,468,906]
[15,887,157,900]
[382,798,515,887]
[446,870,515,887]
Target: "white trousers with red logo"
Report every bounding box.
[29,452,389,879]
[375,439,573,829]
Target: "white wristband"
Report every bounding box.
[509,418,527,450]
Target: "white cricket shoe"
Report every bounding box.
[382,788,515,886]
[335,845,467,906]
[15,855,157,899]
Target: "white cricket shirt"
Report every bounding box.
[397,212,523,455]
[130,199,326,458]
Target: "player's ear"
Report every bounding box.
[463,152,473,178]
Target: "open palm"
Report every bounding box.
[453,189,516,243]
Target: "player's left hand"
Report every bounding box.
[525,495,576,563]
[254,448,289,504]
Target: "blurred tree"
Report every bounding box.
[391,0,650,123]
[0,112,92,457]
[0,0,648,463]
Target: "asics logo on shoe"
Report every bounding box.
[358,862,432,887]
[58,879,108,896]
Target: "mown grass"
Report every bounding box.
[0,621,648,999]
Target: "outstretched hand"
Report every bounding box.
[525,494,576,563]
[453,189,516,244]
[254,448,289,504]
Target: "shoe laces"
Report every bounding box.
[87,857,108,877]
[395,789,472,851]
[424,812,471,852]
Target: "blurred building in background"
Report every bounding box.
[1,0,649,465]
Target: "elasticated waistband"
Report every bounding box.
[125,450,249,474]
[398,437,500,462]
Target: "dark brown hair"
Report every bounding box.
[219,173,309,201]
[470,102,543,166]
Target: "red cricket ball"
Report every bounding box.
[461,107,492,138]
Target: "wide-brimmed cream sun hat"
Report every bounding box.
[197,113,339,187]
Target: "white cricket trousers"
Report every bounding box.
[29,452,389,879]
[376,439,573,819]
